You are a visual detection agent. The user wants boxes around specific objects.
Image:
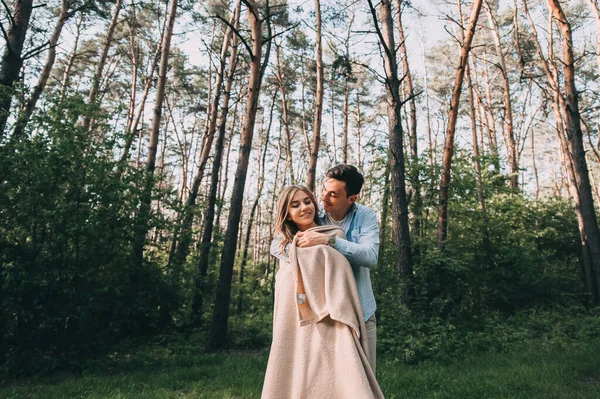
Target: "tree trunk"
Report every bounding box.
[120,37,162,164]
[82,0,123,131]
[466,59,490,252]
[355,90,362,169]
[531,127,540,200]
[274,39,295,183]
[172,1,241,267]
[0,0,34,135]
[586,0,600,74]
[132,0,178,265]
[437,0,483,248]
[208,0,263,349]
[306,0,323,192]
[124,1,139,146]
[396,0,421,238]
[13,0,72,139]
[59,12,83,103]
[367,0,414,306]
[484,0,518,189]
[238,96,273,314]
[547,0,600,302]
[519,0,600,303]
[341,15,354,165]
[418,19,435,168]
[191,39,241,324]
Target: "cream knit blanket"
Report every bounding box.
[261,225,384,398]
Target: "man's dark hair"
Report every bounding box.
[326,164,364,196]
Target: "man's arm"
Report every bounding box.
[332,209,379,269]
[270,234,290,263]
[295,209,379,269]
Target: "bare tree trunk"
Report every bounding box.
[396,0,422,238]
[484,0,518,189]
[355,90,362,169]
[379,160,391,258]
[120,38,162,164]
[586,0,600,74]
[547,0,600,302]
[172,1,241,266]
[59,12,83,103]
[274,39,295,183]
[367,0,414,306]
[531,127,540,200]
[466,59,490,253]
[216,105,236,230]
[342,72,349,164]
[330,85,337,165]
[520,0,600,303]
[191,40,241,324]
[0,0,34,135]
[82,0,123,131]
[133,0,178,265]
[437,0,483,248]
[299,61,311,155]
[124,1,139,144]
[341,14,354,165]
[419,19,434,167]
[481,50,500,166]
[265,125,284,279]
[238,96,273,314]
[13,0,72,139]
[306,0,323,191]
[209,0,264,349]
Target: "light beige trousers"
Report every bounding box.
[365,313,377,375]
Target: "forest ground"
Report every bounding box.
[2,335,600,399]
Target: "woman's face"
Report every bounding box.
[287,190,318,231]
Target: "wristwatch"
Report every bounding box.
[327,234,336,247]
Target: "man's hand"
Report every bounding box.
[296,231,329,248]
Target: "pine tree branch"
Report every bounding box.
[213,14,253,60]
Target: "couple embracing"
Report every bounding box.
[261,164,384,398]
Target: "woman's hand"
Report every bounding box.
[296,231,329,248]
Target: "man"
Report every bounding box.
[270,164,379,374]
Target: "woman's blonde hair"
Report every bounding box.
[274,185,321,250]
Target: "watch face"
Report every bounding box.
[328,236,336,247]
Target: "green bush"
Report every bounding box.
[0,97,179,375]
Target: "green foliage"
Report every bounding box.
[0,96,179,375]
[375,150,588,364]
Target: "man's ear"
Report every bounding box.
[348,194,357,204]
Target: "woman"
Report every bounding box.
[261,185,383,399]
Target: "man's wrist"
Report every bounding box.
[327,234,336,247]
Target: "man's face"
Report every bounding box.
[321,178,356,217]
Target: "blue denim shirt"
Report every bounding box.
[270,203,379,321]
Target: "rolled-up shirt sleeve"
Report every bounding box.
[270,234,290,263]
[332,209,379,269]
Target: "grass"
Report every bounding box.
[2,338,600,398]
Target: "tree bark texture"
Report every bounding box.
[396,0,422,238]
[133,0,178,265]
[483,0,518,189]
[192,24,241,323]
[0,0,34,135]
[82,0,123,131]
[306,0,323,192]
[172,1,240,266]
[437,0,483,248]
[13,0,73,139]
[209,0,263,349]
[367,0,414,306]
[547,0,600,302]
